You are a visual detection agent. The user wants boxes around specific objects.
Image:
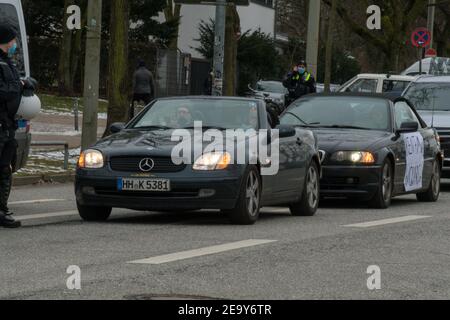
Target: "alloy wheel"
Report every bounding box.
[246,171,260,217]
[432,162,441,198]
[307,166,319,209]
[382,163,392,201]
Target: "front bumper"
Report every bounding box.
[75,169,243,211]
[442,158,450,178]
[320,165,382,199]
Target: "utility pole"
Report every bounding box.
[212,0,226,96]
[81,0,103,150]
[427,0,436,49]
[306,0,321,78]
[324,0,337,93]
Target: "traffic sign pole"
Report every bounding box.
[411,28,431,75]
[212,0,226,96]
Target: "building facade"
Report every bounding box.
[159,0,277,59]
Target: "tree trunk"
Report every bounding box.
[324,0,336,93]
[58,0,73,96]
[70,0,87,94]
[164,1,181,50]
[104,0,129,137]
[223,5,240,96]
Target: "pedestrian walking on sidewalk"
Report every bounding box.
[129,59,155,120]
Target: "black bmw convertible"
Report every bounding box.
[75,97,321,225]
[280,93,443,208]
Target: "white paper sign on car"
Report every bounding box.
[403,132,424,192]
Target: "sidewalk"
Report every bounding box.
[31,111,107,149]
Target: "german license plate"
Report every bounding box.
[118,178,171,192]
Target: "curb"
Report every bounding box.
[13,172,75,186]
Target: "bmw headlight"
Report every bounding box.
[78,149,104,169]
[193,152,232,171]
[331,151,375,164]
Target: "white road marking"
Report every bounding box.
[343,215,432,228]
[17,210,79,221]
[10,199,66,205]
[265,208,289,213]
[128,239,277,265]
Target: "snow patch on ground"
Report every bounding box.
[16,148,80,175]
[41,108,108,119]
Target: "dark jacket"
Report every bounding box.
[0,50,21,131]
[133,66,155,96]
[283,71,316,99]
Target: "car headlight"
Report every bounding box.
[193,152,232,171]
[331,151,375,164]
[78,149,104,169]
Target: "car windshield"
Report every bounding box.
[0,4,25,77]
[256,81,286,94]
[404,83,450,111]
[281,96,391,131]
[131,99,260,130]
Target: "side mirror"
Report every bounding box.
[276,125,296,138]
[397,122,419,134]
[110,122,125,134]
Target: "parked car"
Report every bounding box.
[280,93,442,208]
[76,97,321,225]
[401,57,450,76]
[316,83,340,93]
[1,0,37,172]
[247,80,288,110]
[403,75,450,177]
[338,74,416,95]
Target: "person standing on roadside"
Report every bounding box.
[130,59,155,120]
[283,59,316,106]
[0,22,34,228]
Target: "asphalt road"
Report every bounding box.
[1,181,450,300]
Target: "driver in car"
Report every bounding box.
[171,106,193,128]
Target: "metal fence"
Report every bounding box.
[154,49,192,98]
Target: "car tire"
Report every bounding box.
[227,166,261,225]
[369,159,393,209]
[289,161,320,216]
[77,202,112,222]
[417,159,441,202]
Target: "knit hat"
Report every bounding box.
[0,22,17,45]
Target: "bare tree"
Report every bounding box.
[322,0,428,72]
[164,0,181,50]
[104,0,129,136]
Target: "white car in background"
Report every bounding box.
[401,57,450,76]
[338,74,417,95]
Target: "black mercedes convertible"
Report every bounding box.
[75,97,321,225]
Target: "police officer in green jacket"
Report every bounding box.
[283,60,316,106]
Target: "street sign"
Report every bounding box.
[425,48,437,58]
[174,0,250,5]
[411,28,431,48]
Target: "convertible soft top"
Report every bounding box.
[302,92,403,102]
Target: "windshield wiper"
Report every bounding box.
[183,125,228,131]
[319,125,370,130]
[133,125,174,131]
[284,112,317,127]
